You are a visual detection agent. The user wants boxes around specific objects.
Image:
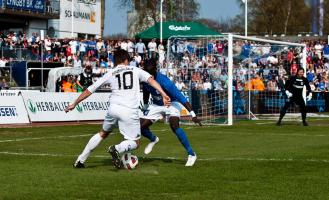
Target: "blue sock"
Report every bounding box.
[141,128,157,142]
[174,128,195,156]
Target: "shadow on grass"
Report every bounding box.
[93,157,185,167]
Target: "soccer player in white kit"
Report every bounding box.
[65,49,170,169]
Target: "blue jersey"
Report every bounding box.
[143,72,188,106]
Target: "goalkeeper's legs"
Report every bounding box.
[298,98,308,126]
[277,100,292,125]
[141,118,159,154]
[169,117,196,167]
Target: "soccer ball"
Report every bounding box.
[121,153,138,170]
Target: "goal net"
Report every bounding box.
[166,34,311,125]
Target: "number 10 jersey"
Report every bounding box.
[87,65,152,109]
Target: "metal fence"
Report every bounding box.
[0,47,41,61]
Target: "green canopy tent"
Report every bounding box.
[135,21,220,39]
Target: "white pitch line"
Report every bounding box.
[0,129,171,143]
[0,134,93,143]
[1,128,328,144]
[0,151,329,164]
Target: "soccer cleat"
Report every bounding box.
[185,153,197,167]
[303,121,309,126]
[73,160,85,168]
[276,121,282,126]
[144,136,159,155]
[108,145,124,169]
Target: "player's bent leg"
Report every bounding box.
[74,130,110,168]
[277,101,291,126]
[169,117,197,166]
[140,118,157,141]
[115,139,139,153]
[141,118,159,154]
[108,139,139,169]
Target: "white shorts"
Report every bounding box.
[102,104,140,141]
[140,101,184,122]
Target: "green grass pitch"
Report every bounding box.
[1,120,329,200]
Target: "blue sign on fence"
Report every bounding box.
[6,0,45,13]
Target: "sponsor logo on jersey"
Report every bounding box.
[293,84,304,89]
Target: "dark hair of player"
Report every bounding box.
[114,49,130,66]
[143,58,157,76]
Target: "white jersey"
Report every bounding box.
[87,65,151,109]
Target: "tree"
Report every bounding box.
[236,0,312,35]
[117,0,200,35]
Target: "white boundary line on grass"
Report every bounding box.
[0,129,171,143]
[0,151,329,164]
[1,128,329,143]
[0,134,93,143]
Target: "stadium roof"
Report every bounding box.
[135,21,220,39]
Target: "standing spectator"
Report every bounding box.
[314,42,323,59]
[79,39,87,62]
[44,36,52,52]
[69,39,78,55]
[158,42,165,66]
[76,66,93,91]
[215,40,224,55]
[134,52,142,67]
[323,43,329,59]
[135,39,146,60]
[95,38,104,56]
[290,61,298,75]
[148,38,157,59]
[175,79,186,91]
[120,40,128,51]
[127,39,135,57]
[203,79,212,90]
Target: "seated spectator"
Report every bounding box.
[250,73,265,91]
[61,75,77,92]
[267,77,278,91]
[0,79,9,89]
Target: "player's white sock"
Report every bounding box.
[115,140,137,154]
[77,133,103,163]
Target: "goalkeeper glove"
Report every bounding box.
[285,90,293,98]
[306,93,312,101]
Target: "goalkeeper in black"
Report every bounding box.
[277,68,312,126]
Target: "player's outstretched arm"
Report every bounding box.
[183,102,202,126]
[147,77,171,106]
[65,89,92,113]
[65,72,111,113]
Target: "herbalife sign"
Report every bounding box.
[22,92,110,122]
[168,25,191,31]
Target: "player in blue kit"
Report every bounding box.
[140,59,202,167]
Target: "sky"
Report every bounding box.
[104,0,241,36]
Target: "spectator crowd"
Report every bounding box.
[0,31,329,93]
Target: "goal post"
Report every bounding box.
[165,34,308,125]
